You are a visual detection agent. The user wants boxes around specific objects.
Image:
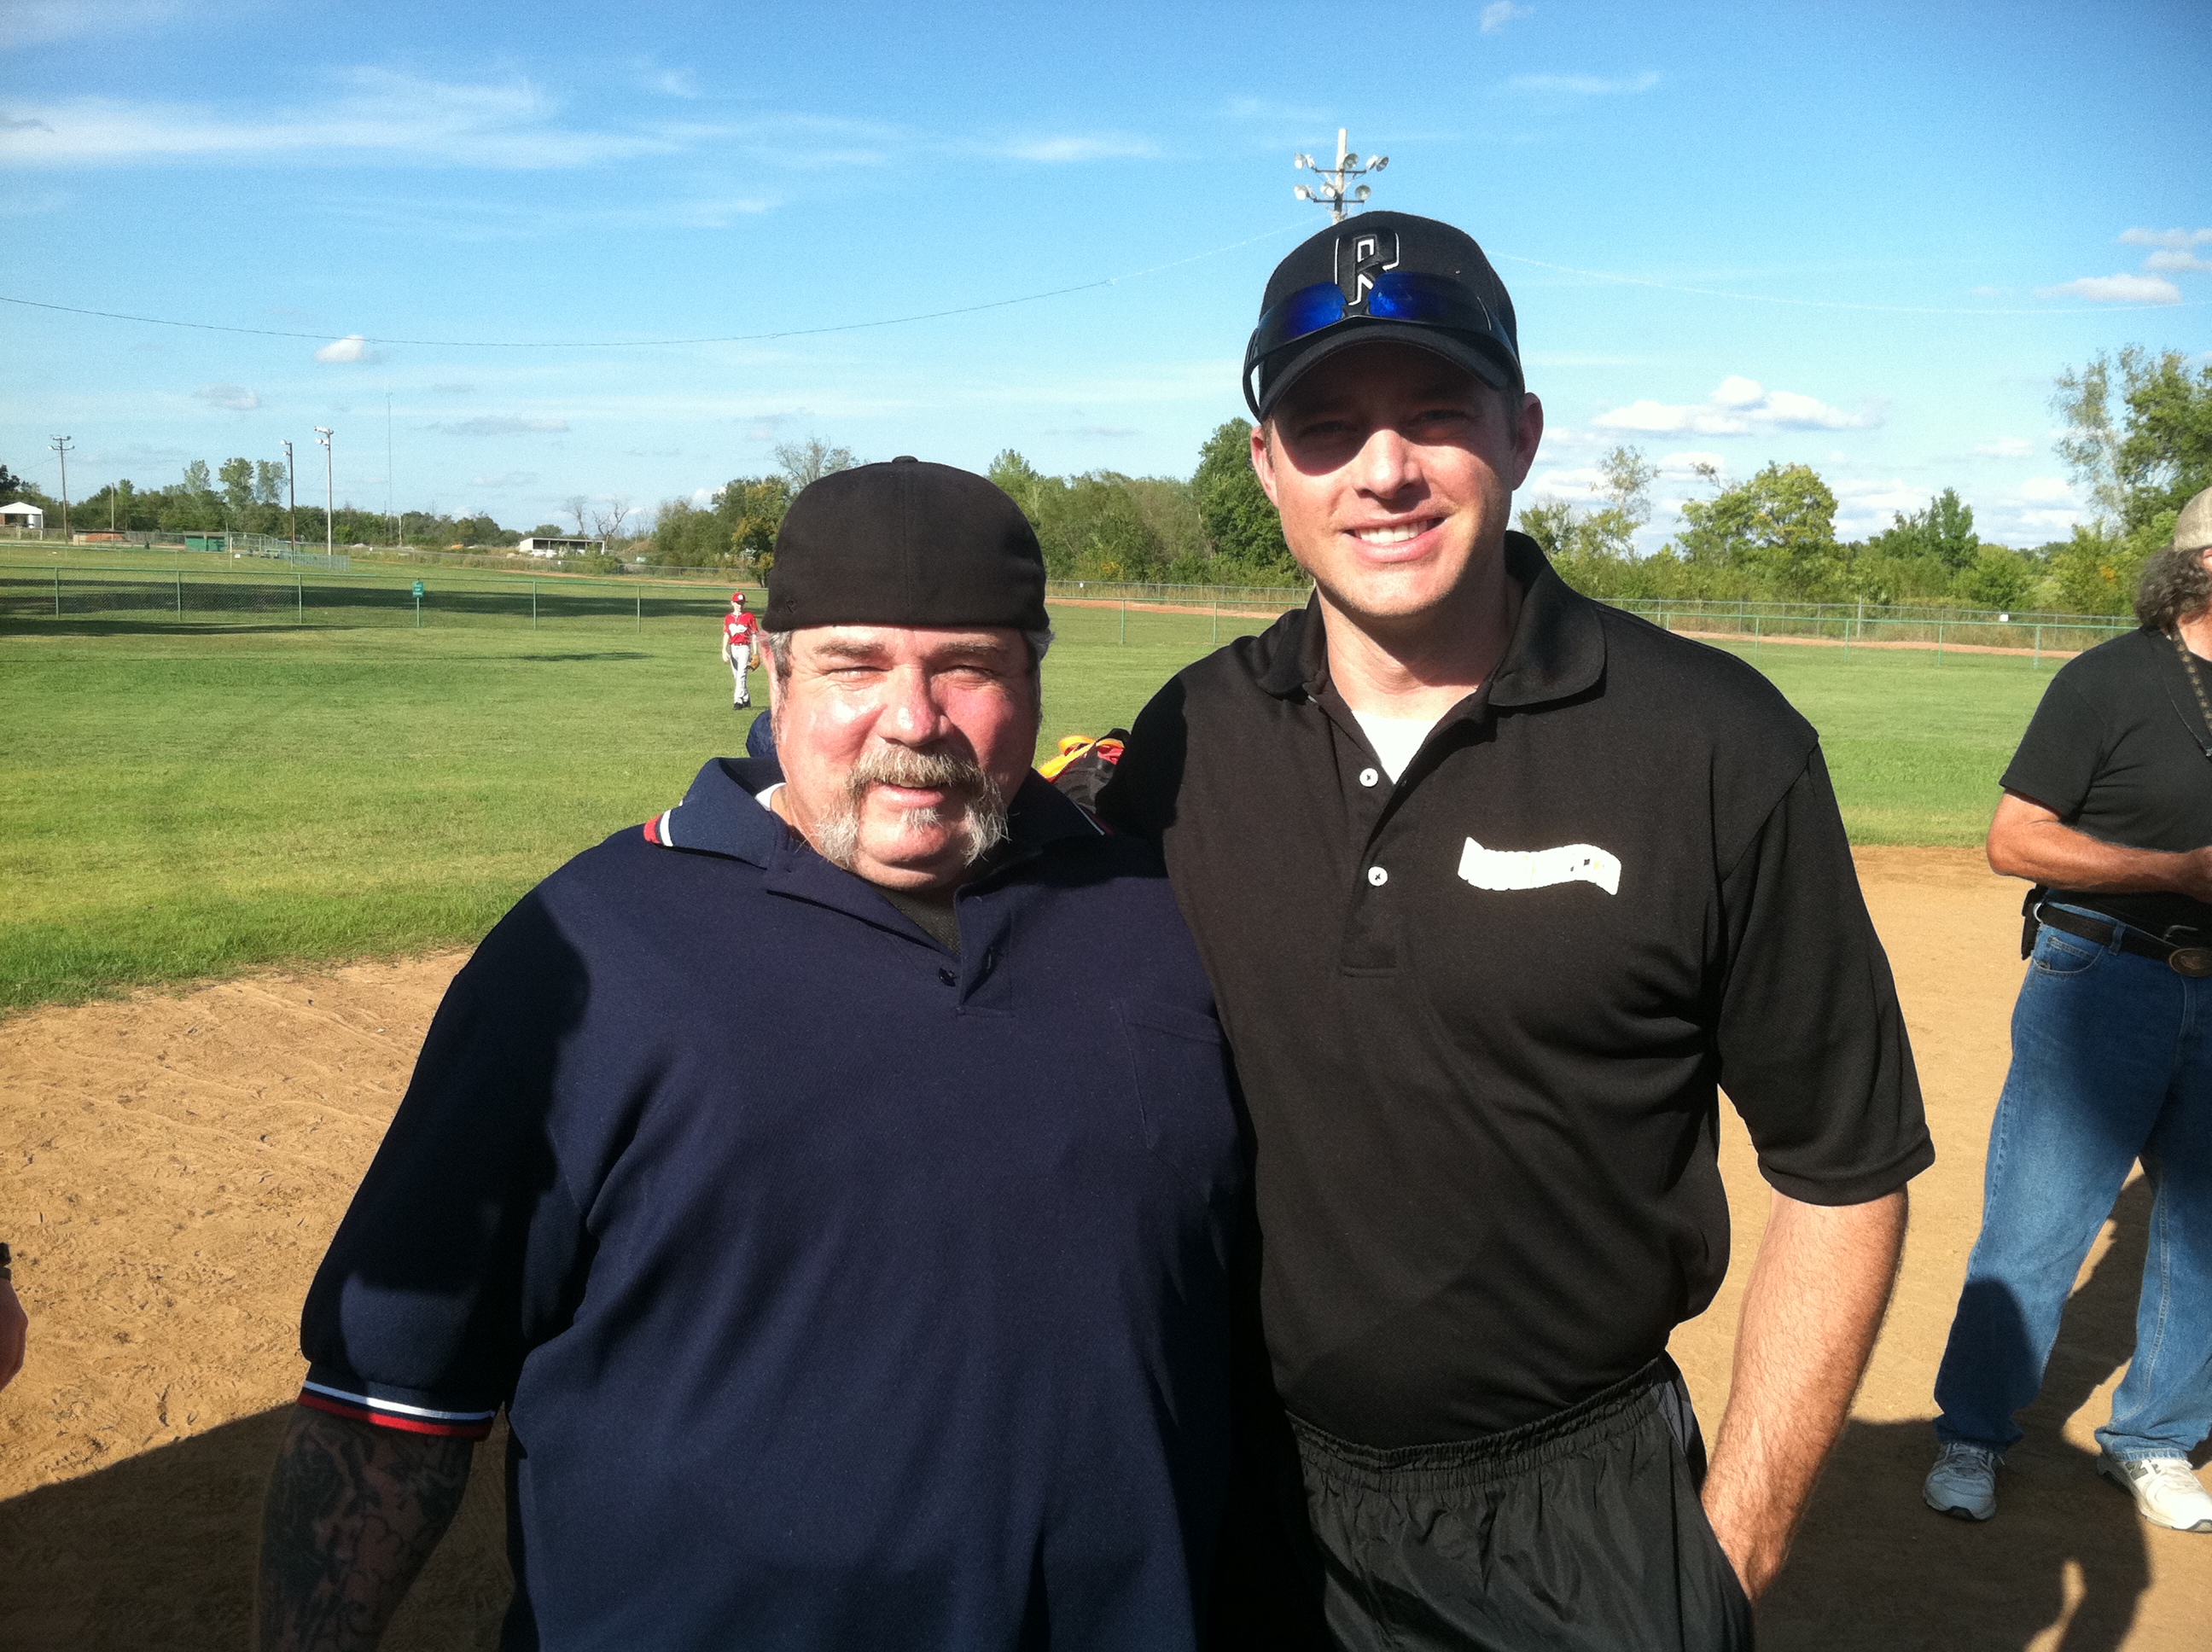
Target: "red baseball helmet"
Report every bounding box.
[731,591,747,605]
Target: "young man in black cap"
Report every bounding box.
[1103,213,1932,1649]
[256,459,1247,1651]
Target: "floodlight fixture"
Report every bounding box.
[1291,127,1390,224]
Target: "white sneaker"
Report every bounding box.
[2100,1452,2212,1533]
[1924,1442,2000,1521]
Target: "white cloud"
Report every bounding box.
[1222,96,1330,124]
[194,383,258,410]
[1832,478,1926,516]
[1509,71,1661,96]
[314,334,380,364]
[2118,227,2212,249]
[1656,450,1726,475]
[1973,437,2034,458]
[0,0,185,48]
[2145,249,2212,275]
[431,381,475,395]
[2033,273,2184,305]
[1481,3,1532,32]
[988,133,1159,163]
[471,472,537,488]
[0,71,690,170]
[439,416,569,436]
[647,67,701,99]
[1593,376,1875,435]
[2019,477,2073,503]
[690,486,716,508]
[1528,465,1606,494]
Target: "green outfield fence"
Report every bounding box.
[0,561,2137,660]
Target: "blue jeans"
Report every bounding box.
[1933,905,2212,1462]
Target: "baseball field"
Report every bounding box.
[2,596,2206,1647]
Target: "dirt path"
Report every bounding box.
[2,852,2205,1648]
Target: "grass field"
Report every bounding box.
[1,600,2056,1012]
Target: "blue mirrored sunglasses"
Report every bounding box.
[1249,270,1501,362]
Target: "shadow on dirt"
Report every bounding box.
[0,1181,2185,1649]
[1761,1177,2162,1651]
[0,1407,509,1651]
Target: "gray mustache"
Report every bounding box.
[846,746,993,799]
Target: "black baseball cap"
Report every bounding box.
[1243,211,1522,421]
[765,457,1049,633]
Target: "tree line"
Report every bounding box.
[1531,346,2210,616]
[0,457,577,552]
[644,428,1296,585]
[9,347,2203,614]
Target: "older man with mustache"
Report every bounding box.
[257,459,1246,1652]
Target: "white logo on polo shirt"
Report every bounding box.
[1457,838,1621,897]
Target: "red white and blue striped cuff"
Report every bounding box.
[642,807,678,847]
[298,1379,499,1440]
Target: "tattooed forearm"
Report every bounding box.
[253,1405,477,1652]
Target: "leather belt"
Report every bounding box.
[2034,903,2212,977]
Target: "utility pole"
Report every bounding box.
[387,391,398,554]
[314,427,335,558]
[1293,128,1388,224]
[283,439,298,547]
[49,434,73,541]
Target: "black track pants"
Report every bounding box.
[1212,1358,1754,1652]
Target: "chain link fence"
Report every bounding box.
[2,564,742,633]
[1603,596,2133,662]
[1,561,2139,661]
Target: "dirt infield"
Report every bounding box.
[1,851,2205,1648]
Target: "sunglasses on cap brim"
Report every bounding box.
[1244,271,1515,405]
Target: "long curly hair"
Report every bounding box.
[2135,543,2212,632]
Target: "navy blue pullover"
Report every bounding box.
[299,758,1245,1650]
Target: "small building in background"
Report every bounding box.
[1,501,47,532]
[516,536,604,558]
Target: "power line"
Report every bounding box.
[0,224,1307,351]
[1490,253,2208,316]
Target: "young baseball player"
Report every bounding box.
[722,590,760,707]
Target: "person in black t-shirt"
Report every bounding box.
[1103,213,1931,1650]
[1924,486,2212,1535]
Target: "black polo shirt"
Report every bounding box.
[1101,534,1931,1446]
[2000,625,2212,939]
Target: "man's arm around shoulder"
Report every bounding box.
[255,1405,475,1652]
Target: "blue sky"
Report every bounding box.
[3,0,2207,546]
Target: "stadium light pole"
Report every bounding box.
[49,434,73,542]
[1293,127,1388,224]
[283,439,298,548]
[314,427,335,558]
[387,391,398,555]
